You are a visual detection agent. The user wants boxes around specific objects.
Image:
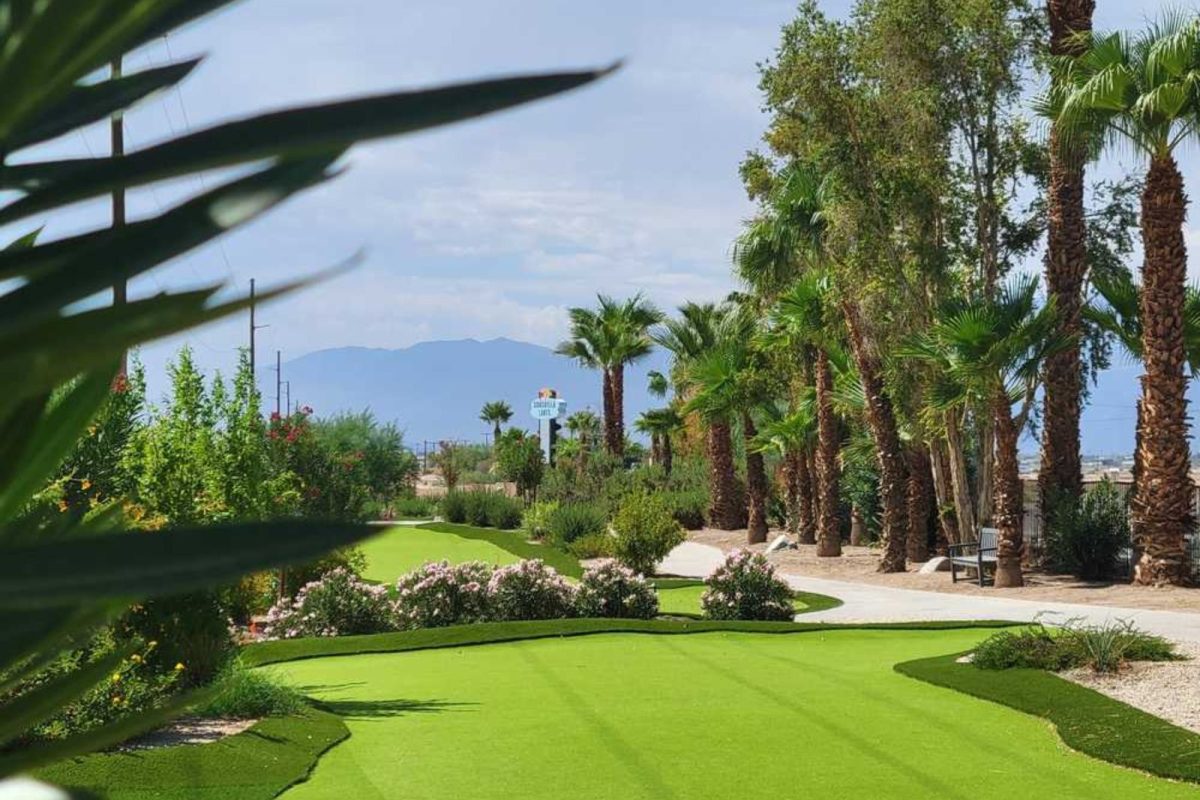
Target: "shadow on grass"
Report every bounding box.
[319,697,477,720]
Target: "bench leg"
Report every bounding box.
[978,556,985,587]
[951,559,957,583]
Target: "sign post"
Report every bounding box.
[530,388,567,465]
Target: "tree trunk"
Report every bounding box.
[905,447,932,563]
[815,349,841,557]
[783,450,802,537]
[944,412,977,540]
[744,413,769,544]
[1132,156,1193,586]
[662,431,674,477]
[850,506,866,546]
[842,300,907,571]
[493,422,502,442]
[992,393,1025,587]
[707,421,742,530]
[607,366,626,458]
[976,417,995,527]
[601,369,615,456]
[1038,0,1093,519]
[928,439,961,550]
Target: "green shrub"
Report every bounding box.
[971,625,1076,671]
[568,532,617,559]
[546,503,608,547]
[660,489,707,530]
[465,491,491,527]
[610,493,685,576]
[441,491,468,523]
[484,493,524,529]
[1044,479,1130,581]
[973,620,1179,673]
[391,495,435,519]
[522,500,560,540]
[191,660,306,719]
[117,592,235,687]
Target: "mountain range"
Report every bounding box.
[257,337,1189,457]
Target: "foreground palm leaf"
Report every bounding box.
[0,0,611,775]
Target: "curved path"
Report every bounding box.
[659,542,1200,643]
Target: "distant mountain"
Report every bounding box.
[260,338,672,448]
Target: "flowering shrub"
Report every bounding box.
[487,560,577,621]
[393,561,493,629]
[574,560,658,619]
[701,550,794,621]
[264,567,393,639]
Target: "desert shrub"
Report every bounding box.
[393,561,493,629]
[973,619,1178,673]
[546,502,608,547]
[223,571,277,624]
[568,531,617,559]
[391,495,435,519]
[971,624,1076,671]
[191,660,306,719]
[1044,479,1130,581]
[484,493,524,529]
[522,500,560,540]
[487,560,577,621]
[117,592,235,687]
[610,493,685,576]
[441,491,468,523]
[464,490,492,526]
[575,561,659,619]
[660,489,707,530]
[264,568,394,639]
[701,550,794,621]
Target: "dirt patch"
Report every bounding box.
[1061,642,1200,734]
[118,717,258,750]
[690,527,1200,613]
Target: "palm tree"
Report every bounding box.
[772,273,844,556]
[753,403,818,543]
[635,407,682,475]
[1038,0,1095,522]
[647,370,670,398]
[479,400,513,442]
[556,294,663,459]
[1050,17,1200,585]
[655,302,744,530]
[903,277,1066,587]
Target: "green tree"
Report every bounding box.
[556,294,663,458]
[479,400,513,441]
[495,428,545,503]
[635,407,682,477]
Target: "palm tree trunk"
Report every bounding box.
[744,412,769,544]
[608,366,626,457]
[662,431,674,477]
[800,451,817,544]
[842,300,907,571]
[1038,0,1092,519]
[601,369,615,456]
[707,421,742,530]
[905,447,932,563]
[992,393,1024,587]
[1132,155,1193,586]
[783,450,801,537]
[849,506,866,546]
[815,349,841,557]
[928,439,961,549]
[493,421,502,442]
[944,412,977,540]
[976,417,995,527]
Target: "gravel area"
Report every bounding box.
[690,527,1200,613]
[117,717,258,750]
[1061,642,1200,734]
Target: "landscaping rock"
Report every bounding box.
[766,535,797,554]
[918,556,951,574]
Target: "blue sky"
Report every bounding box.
[14,1,1196,450]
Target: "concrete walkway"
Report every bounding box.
[658,541,1200,644]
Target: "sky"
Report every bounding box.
[12,0,1196,442]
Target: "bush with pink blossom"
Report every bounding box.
[264,567,394,639]
[393,560,493,629]
[701,550,794,621]
[487,559,577,621]
[574,560,659,619]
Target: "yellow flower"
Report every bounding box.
[174,662,186,672]
[111,672,122,683]
[130,654,142,664]
[81,479,92,491]
[57,500,68,513]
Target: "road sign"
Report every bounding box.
[530,397,567,420]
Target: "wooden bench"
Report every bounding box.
[948,528,998,587]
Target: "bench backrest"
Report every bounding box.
[979,527,998,550]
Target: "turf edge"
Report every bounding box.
[416,521,584,577]
[243,618,1019,667]
[895,652,1200,785]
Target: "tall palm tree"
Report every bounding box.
[1050,17,1200,585]
[635,407,682,475]
[655,302,745,530]
[1038,0,1095,521]
[903,277,1066,587]
[556,294,663,458]
[753,402,818,543]
[479,400,513,442]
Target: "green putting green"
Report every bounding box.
[360,526,520,582]
[272,629,1196,799]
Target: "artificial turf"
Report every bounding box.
[360,522,582,582]
[35,707,347,800]
[269,628,1197,799]
[897,651,1200,784]
[651,578,843,617]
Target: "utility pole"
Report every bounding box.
[111,56,127,377]
[283,381,291,416]
[274,350,282,417]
